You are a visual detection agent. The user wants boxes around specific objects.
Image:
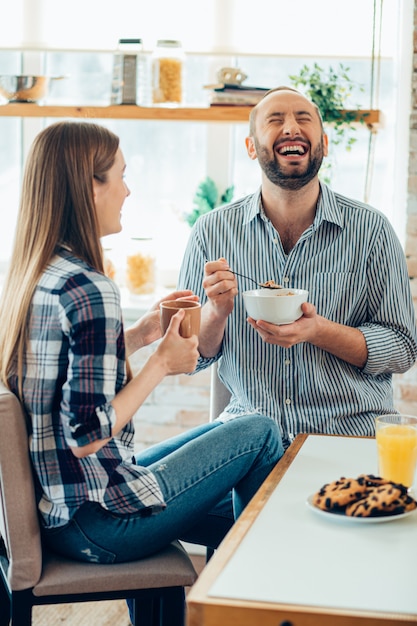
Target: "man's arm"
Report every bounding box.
[247,217,417,374]
[248,303,368,368]
[197,258,238,357]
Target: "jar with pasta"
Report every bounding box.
[125,238,156,295]
[152,39,184,105]
[103,248,117,281]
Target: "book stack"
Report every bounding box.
[205,83,270,106]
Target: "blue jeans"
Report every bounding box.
[42,415,283,563]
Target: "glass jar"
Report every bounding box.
[111,38,147,105]
[125,238,156,295]
[152,39,184,105]
[103,248,117,280]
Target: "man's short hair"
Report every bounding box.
[249,86,324,135]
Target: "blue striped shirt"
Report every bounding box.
[178,184,417,448]
[10,248,165,528]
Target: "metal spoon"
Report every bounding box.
[231,270,283,289]
[204,260,282,289]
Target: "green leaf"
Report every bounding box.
[184,177,235,227]
[288,62,365,184]
[193,177,218,209]
[220,185,235,205]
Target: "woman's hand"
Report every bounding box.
[73,309,200,458]
[125,290,199,355]
[155,309,200,375]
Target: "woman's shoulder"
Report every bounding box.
[41,250,120,307]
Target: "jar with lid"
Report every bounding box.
[125,238,156,295]
[111,38,148,105]
[152,39,184,105]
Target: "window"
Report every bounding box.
[0,0,412,291]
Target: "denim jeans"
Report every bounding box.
[42,415,283,564]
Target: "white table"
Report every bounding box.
[187,434,417,626]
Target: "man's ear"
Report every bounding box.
[323,132,329,157]
[245,136,258,161]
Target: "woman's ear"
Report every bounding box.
[92,177,100,202]
[245,136,258,161]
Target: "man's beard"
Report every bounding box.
[255,138,325,190]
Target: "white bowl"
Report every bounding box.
[242,288,309,325]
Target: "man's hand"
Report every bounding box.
[247,301,317,348]
[203,257,238,318]
[196,258,238,359]
[247,302,368,368]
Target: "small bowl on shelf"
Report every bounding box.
[0,75,65,103]
[242,288,309,325]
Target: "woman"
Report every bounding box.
[0,121,283,569]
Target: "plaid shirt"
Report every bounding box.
[10,248,165,528]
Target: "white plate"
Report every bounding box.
[306,494,417,524]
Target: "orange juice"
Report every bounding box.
[376,424,417,486]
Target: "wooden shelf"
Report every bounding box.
[0,104,254,122]
[0,104,382,128]
[337,109,382,130]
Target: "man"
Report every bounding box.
[177,87,417,450]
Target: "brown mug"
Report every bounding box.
[160,299,201,338]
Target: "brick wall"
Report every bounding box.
[130,344,211,452]
[394,6,417,413]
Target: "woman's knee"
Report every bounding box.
[224,415,284,458]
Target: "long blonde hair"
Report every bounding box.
[0,121,120,395]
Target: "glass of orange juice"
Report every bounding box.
[375,414,417,488]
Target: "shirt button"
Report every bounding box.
[273,238,278,244]
[285,359,291,366]
[283,277,290,284]
[285,398,291,405]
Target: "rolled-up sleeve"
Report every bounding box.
[59,274,126,448]
[360,218,417,375]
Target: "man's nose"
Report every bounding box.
[283,117,301,136]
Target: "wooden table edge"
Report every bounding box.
[187,433,307,598]
[186,433,416,626]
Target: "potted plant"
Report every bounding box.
[184,176,234,227]
[288,62,366,183]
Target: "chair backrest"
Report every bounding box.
[209,362,231,422]
[0,382,43,591]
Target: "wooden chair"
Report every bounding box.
[0,383,197,626]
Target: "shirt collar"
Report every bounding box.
[315,182,344,230]
[243,187,264,224]
[245,183,344,230]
